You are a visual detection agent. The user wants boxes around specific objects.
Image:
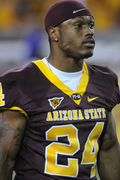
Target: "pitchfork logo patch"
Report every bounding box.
[48,97,64,110]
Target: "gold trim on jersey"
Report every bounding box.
[1,106,28,119]
[33,60,89,105]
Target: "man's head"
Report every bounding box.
[44,0,95,60]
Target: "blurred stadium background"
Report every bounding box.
[0,0,119,179]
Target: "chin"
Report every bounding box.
[78,51,93,59]
[84,52,93,59]
[83,48,95,58]
[67,49,94,60]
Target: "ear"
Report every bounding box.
[48,26,59,42]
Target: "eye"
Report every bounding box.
[89,22,95,29]
[74,23,83,28]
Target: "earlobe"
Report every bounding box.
[55,38,58,42]
[48,27,59,42]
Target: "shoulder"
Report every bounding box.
[0,62,35,81]
[87,63,120,106]
[0,62,42,89]
[0,62,37,103]
[0,62,40,114]
[87,63,118,83]
[88,63,116,76]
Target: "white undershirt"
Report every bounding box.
[42,58,83,92]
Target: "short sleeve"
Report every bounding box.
[0,68,28,118]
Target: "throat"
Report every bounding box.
[47,56,83,72]
[43,57,83,91]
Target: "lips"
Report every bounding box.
[82,39,95,48]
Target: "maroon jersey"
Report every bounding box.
[0,60,119,180]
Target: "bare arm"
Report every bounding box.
[0,111,27,180]
[97,112,120,180]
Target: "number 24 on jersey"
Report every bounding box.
[45,123,104,178]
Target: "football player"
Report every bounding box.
[0,0,120,179]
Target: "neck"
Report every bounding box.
[47,53,84,72]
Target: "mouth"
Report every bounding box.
[82,39,95,48]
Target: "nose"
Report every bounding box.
[84,25,94,37]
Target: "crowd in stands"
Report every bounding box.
[0,0,120,32]
[0,0,119,66]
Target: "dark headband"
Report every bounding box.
[45,0,93,32]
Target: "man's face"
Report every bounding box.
[57,16,95,59]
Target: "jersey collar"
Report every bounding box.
[33,60,89,105]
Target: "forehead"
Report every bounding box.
[62,16,94,25]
